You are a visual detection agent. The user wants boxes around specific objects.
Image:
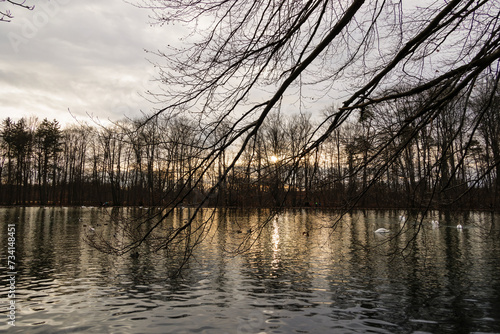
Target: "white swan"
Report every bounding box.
[375,228,390,234]
[457,224,463,230]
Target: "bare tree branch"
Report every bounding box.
[0,0,34,22]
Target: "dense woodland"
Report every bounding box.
[1,81,499,210]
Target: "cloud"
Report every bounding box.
[0,0,164,126]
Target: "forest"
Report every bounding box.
[1,80,499,211]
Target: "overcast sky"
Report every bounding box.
[0,0,168,126]
[0,0,349,129]
[1,1,434,128]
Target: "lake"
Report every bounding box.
[1,207,500,333]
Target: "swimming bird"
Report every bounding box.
[457,224,463,230]
[375,228,390,234]
[431,220,439,227]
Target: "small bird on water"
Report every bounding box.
[374,228,390,234]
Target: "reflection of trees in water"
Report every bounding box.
[2,208,499,332]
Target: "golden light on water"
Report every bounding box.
[271,218,280,269]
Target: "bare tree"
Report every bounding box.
[91,0,500,260]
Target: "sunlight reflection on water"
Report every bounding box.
[0,207,499,333]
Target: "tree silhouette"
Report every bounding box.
[133,0,500,243]
[34,119,62,205]
[82,0,500,261]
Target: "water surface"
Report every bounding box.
[1,207,500,333]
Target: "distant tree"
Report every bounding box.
[34,119,62,205]
[0,117,34,204]
[471,76,500,207]
[98,124,126,206]
[59,124,90,204]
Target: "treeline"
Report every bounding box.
[1,83,499,209]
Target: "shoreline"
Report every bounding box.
[1,204,498,213]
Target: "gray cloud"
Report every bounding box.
[0,0,164,126]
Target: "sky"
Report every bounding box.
[0,0,352,129]
[0,0,168,127]
[0,1,434,129]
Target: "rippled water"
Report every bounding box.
[1,207,500,333]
